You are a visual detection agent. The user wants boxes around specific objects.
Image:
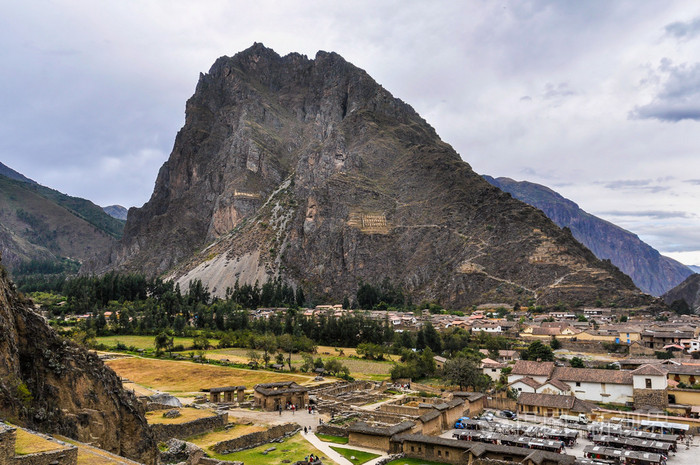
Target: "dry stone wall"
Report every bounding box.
[316,424,348,437]
[150,412,228,442]
[211,423,300,454]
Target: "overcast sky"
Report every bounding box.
[2,1,700,266]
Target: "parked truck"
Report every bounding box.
[559,413,589,425]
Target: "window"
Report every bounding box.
[446,451,449,457]
[438,450,442,457]
[576,382,581,387]
[646,378,652,389]
[411,446,414,452]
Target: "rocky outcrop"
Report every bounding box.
[0,255,157,464]
[663,273,700,312]
[103,205,128,221]
[484,176,693,297]
[107,43,650,308]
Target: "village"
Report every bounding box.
[5,302,700,465]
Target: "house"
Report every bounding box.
[480,358,505,382]
[631,364,669,409]
[509,376,541,394]
[538,378,571,395]
[641,329,695,350]
[549,367,633,404]
[434,356,447,370]
[508,360,555,384]
[471,322,502,333]
[516,392,595,418]
[347,421,415,452]
[253,381,309,411]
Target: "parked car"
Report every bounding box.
[501,410,517,420]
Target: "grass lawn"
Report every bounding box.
[145,408,217,425]
[384,459,449,465]
[316,433,349,444]
[96,335,216,350]
[105,357,313,395]
[207,432,330,464]
[15,429,66,455]
[330,446,380,464]
[186,424,267,449]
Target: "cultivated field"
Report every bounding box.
[96,335,218,350]
[105,357,315,395]
[204,432,331,464]
[14,429,66,455]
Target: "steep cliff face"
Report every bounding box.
[663,273,700,312]
[484,176,693,296]
[0,257,157,464]
[109,43,649,308]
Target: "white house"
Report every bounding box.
[507,360,556,385]
[509,376,541,394]
[631,364,668,390]
[550,367,633,404]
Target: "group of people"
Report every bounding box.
[304,453,319,464]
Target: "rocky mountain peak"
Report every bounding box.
[107,44,649,309]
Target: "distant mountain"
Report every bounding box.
[689,265,700,274]
[103,205,128,221]
[0,161,36,184]
[0,167,124,278]
[663,273,700,313]
[104,43,649,309]
[484,176,693,296]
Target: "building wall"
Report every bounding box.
[419,415,442,435]
[563,380,632,404]
[211,423,299,454]
[150,412,228,442]
[401,439,465,465]
[483,367,502,382]
[668,373,700,385]
[348,432,391,452]
[633,388,668,410]
[443,404,466,430]
[510,380,537,394]
[669,388,700,405]
[633,374,667,390]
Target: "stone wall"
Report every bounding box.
[211,423,300,454]
[633,388,668,410]
[0,425,15,463]
[150,412,228,442]
[348,432,391,452]
[13,448,78,465]
[316,424,348,437]
[379,404,419,416]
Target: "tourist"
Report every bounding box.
[304,426,308,434]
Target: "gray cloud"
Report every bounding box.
[598,210,694,220]
[684,179,700,185]
[543,82,576,100]
[631,60,700,122]
[664,17,700,41]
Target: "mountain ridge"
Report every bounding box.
[483,176,693,296]
[104,43,650,309]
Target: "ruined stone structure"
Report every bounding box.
[209,386,246,403]
[150,412,228,443]
[211,423,300,454]
[0,423,79,465]
[253,382,309,411]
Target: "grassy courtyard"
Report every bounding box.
[330,446,380,464]
[206,432,330,464]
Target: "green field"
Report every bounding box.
[96,335,219,350]
[330,446,380,464]
[316,433,349,444]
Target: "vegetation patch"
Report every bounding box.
[330,446,380,464]
[206,432,326,464]
[316,433,349,444]
[187,424,268,449]
[15,428,65,455]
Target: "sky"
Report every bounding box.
[1,1,700,266]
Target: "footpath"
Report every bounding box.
[302,431,389,465]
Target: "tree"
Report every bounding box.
[247,349,260,367]
[443,357,488,391]
[275,352,285,365]
[278,333,295,371]
[521,340,554,361]
[193,335,210,350]
[550,336,561,350]
[570,356,585,368]
[258,334,277,367]
[155,331,174,356]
